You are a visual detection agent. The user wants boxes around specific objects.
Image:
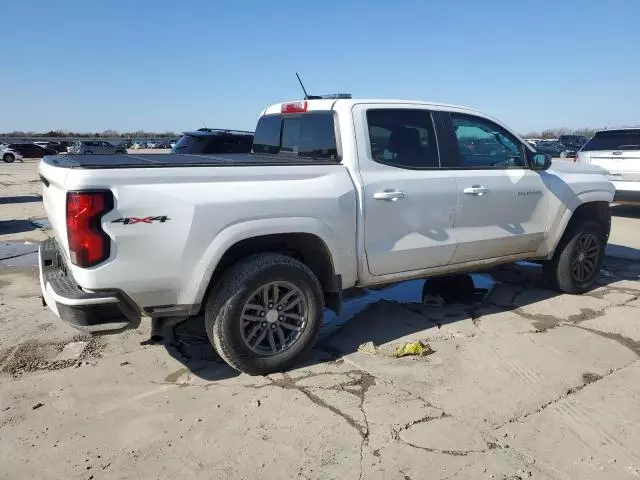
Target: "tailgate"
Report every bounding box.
[590,151,640,182]
[38,159,70,254]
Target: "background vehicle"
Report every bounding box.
[171,129,254,154]
[2,147,24,163]
[559,134,588,150]
[38,98,614,375]
[69,141,126,155]
[6,142,56,158]
[48,141,74,153]
[576,128,640,203]
[146,140,160,149]
[535,141,576,158]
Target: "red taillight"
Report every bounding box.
[66,191,113,267]
[281,101,308,114]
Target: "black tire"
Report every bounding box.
[115,150,125,154]
[3,153,15,163]
[543,220,606,294]
[85,150,93,154]
[205,254,324,375]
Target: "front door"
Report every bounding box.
[438,112,549,264]
[353,105,459,277]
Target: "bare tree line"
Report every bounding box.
[0,130,179,139]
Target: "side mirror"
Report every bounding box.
[532,153,552,171]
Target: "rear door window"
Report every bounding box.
[252,112,339,160]
[365,109,439,169]
[581,132,640,151]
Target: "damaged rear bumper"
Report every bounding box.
[38,238,140,332]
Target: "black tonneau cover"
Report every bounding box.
[43,153,338,169]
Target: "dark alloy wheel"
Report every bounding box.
[239,281,308,356]
[570,233,600,283]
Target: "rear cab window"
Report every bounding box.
[581,130,640,152]
[364,109,440,169]
[252,110,340,161]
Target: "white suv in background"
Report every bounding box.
[576,128,640,203]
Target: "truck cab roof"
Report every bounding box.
[261,98,485,116]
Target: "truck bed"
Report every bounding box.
[43,153,338,169]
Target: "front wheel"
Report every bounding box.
[3,153,15,163]
[543,220,606,294]
[205,254,324,375]
[560,151,567,159]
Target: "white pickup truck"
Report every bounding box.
[38,98,614,374]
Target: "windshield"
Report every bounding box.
[581,132,640,151]
[172,134,210,153]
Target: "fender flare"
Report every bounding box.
[181,217,343,306]
[540,189,614,259]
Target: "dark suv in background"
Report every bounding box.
[558,134,588,150]
[171,129,254,154]
[6,143,57,158]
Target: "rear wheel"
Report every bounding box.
[85,150,93,154]
[205,254,324,375]
[115,150,125,154]
[543,220,606,294]
[3,153,15,163]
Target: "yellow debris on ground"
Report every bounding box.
[391,341,435,358]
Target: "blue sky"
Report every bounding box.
[3,0,639,133]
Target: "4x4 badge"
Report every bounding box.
[111,216,170,225]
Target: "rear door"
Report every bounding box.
[353,105,459,276]
[438,111,549,264]
[580,130,640,186]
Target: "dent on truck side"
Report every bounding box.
[182,216,358,309]
[536,170,615,258]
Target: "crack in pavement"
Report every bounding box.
[248,367,379,479]
[569,324,640,357]
[267,370,375,480]
[391,417,508,457]
[495,365,627,429]
[259,370,375,438]
[396,412,450,432]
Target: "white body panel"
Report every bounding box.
[39,98,616,315]
[450,169,549,264]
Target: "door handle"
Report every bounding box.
[463,185,489,196]
[373,190,406,201]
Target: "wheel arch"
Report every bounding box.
[184,218,345,314]
[546,200,611,259]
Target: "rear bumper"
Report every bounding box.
[39,238,140,332]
